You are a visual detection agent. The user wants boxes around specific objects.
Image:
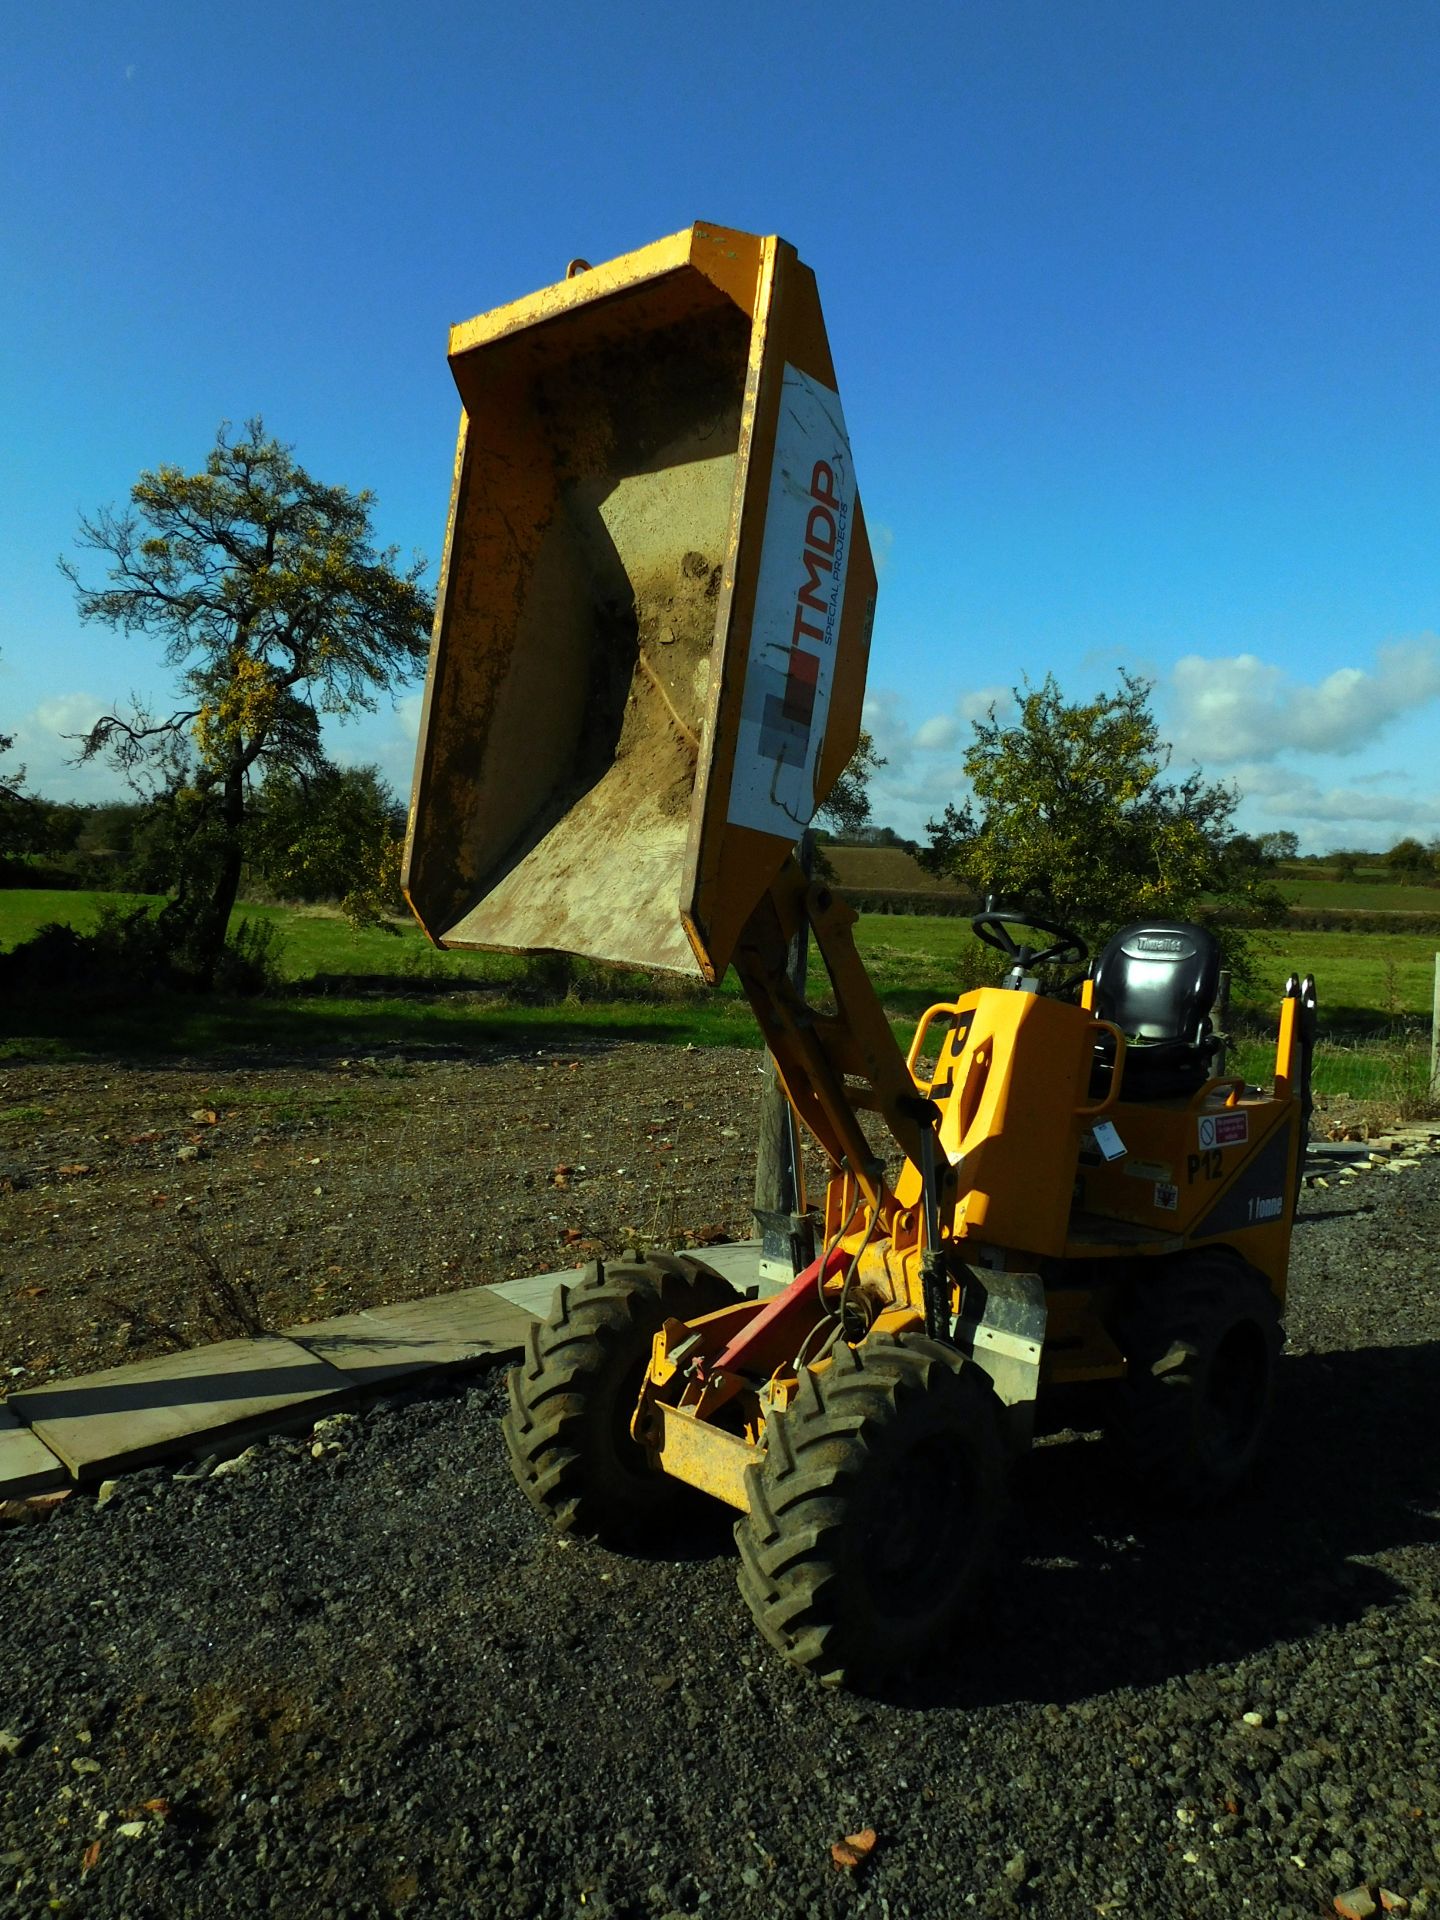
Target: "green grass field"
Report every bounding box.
[1278,874,1440,912]
[844,910,1438,1026]
[1,890,1435,1108]
[0,890,756,1056]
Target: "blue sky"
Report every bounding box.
[3,0,1437,853]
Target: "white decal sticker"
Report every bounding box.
[1091,1120,1127,1163]
[727,367,855,836]
[1154,1182,1179,1212]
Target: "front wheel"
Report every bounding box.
[734,1333,1007,1689]
[1109,1250,1283,1506]
[503,1253,738,1545]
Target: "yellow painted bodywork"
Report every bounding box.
[652,1403,755,1511]
[633,976,1308,1498]
[403,222,876,985]
[894,987,1112,1252]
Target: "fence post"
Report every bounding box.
[753,833,814,1280]
[1431,953,1440,1100]
[1211,967,1232,1078]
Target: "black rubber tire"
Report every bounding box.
[734,1333,1007,1689]
[503,1253,738,1545]
[1109,1249,1283,1507]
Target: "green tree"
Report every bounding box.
[1384,835,1431,877]
[0,730,26,856]
[919,672,1285,946]
[63,420,432,984]
[248,763,405,926]
[0,652,41,859]
[1258,829,1300,864]
[816,728,885,838]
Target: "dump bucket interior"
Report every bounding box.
[404,224,874,980]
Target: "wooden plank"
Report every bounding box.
[4,1245,768,1492]
[693,1241,765,1293]
[0,1405,69,1498]
[286,1288,532,1382]
[490,1270,576,1318]
[490,1242,767,1323]
[8,1337,353,1482]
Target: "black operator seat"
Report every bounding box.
[1090,921,1223,1098]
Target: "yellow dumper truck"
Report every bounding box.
[403,224,1315,1687]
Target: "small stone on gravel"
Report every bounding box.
[1336,1890,1379,1920]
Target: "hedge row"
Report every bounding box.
[0,860,90,891]
[837,888,1440,936]
[1208,905,1440,935]
[839,886,978,917]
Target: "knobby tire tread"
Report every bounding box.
[734,1333,1007,1689]
[1110,1247,1283,1507]
[503,1254,737,1543]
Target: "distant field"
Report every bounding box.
[0,891,751,1058]
[1278,874,1440,912]
[824,846,1440,917]
[824,844,968,899]
[0,890,525,988]
[1,887,1435,1087]
[0,888,170,950]
[3,890,1435,1018]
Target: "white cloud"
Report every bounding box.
[32,693,105,738]
[8,694,133,802]
[1168,636,1440,765]
[859,687,914,774]
[959,684,1015,725]
[867,683,1014,769]
[912,714,959,751]
[327,693,424,801]
[857,687,982,839]
[857,674,1440,853]
[12,689,431,809]
[1231,759,1440,832]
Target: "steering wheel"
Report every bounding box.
[971,905,1088,973]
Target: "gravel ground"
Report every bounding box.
[2,1139,1438,1918]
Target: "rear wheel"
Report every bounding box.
[734,1333,1007,1689]
[503,1253,738,1545]
[1109,1250,1283,1506]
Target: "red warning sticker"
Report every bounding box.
[1198,1111,1249,1150]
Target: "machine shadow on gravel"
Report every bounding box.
[871,1340,1440,1712]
